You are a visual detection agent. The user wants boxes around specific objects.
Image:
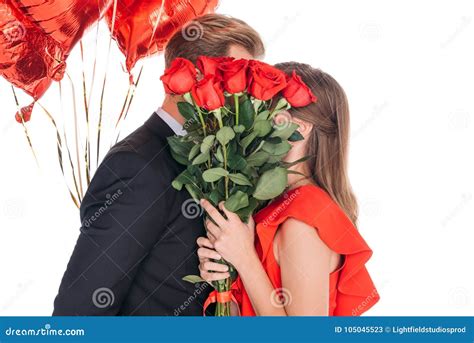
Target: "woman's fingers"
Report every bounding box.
[196,236,214,249]
[200,271,230,282]
[197,247,222,261]
[207,231,217,244]
[205,219,222,239]
[199,261,230,282]
[200,199,227,227]
[200,261,229,273]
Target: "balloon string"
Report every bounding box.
[11,86,40,169]
[60,81,83,204]
[65,72,84,200]
[113,66,144,145]
[97,0,118,168]
[80,41,91,186]
[38,102,80,209]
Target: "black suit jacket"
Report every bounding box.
[53,113,210,315]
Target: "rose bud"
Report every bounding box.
[197,56,234,78]
[247,60,288,101]
[282,71,317,107]
[219,59,249,94]
[191,74,226,111]
[160,58,197,94]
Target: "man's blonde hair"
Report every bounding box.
[165,14,265,66]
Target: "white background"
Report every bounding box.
[0,0,473,316]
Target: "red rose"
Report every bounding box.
[160,58,196,94]
[247,61,288,101]
[219,59,249,93]
[196,56,234,77]
[282,71,317,107]
[191,75,225,111]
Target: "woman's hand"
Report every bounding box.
[196,236,230,282]
[200,199,257,269]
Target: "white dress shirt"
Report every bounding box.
[155,107,186,136]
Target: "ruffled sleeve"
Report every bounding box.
[253,184,380,316]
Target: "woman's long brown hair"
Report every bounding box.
[275,62,358,225]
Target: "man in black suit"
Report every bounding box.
[53,14,265,316]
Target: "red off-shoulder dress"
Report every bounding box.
[206,184,380,316]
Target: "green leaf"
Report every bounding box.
[216,127,235,146]
[213,108,223,123]
[182,275,206,284]
[233,125,245,134]
[265,136,282,144]
[177,102,196,121]
[207,189,223,206]
[171,170,195,191]
[288,130,304,142]
[228,173,252,186]
[202,167,229,182]
[239,98,255,129]
[270,122,299,140]
[224,191,249,212]
[200,135,215,153]
[253,120,272,137]
[188,144,200,160]
[255,110,270,121]
[227,152,247,171]
[240,131,258,152]
[246,151,270,167]
[185,183,205,201]
[262,141,292,155]
[215,146,224,162]
[267,153,287,163]
[167,136,193,157]
[170,151,188,165]
[253,167,288,200]
[273,97,289,112]
[192,151,210,165]
[235,198,259,222]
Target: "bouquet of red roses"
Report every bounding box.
[161,56,316,316]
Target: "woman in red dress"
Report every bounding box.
[197,62,379,316]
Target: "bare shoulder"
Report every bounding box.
[274,218,341,271]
